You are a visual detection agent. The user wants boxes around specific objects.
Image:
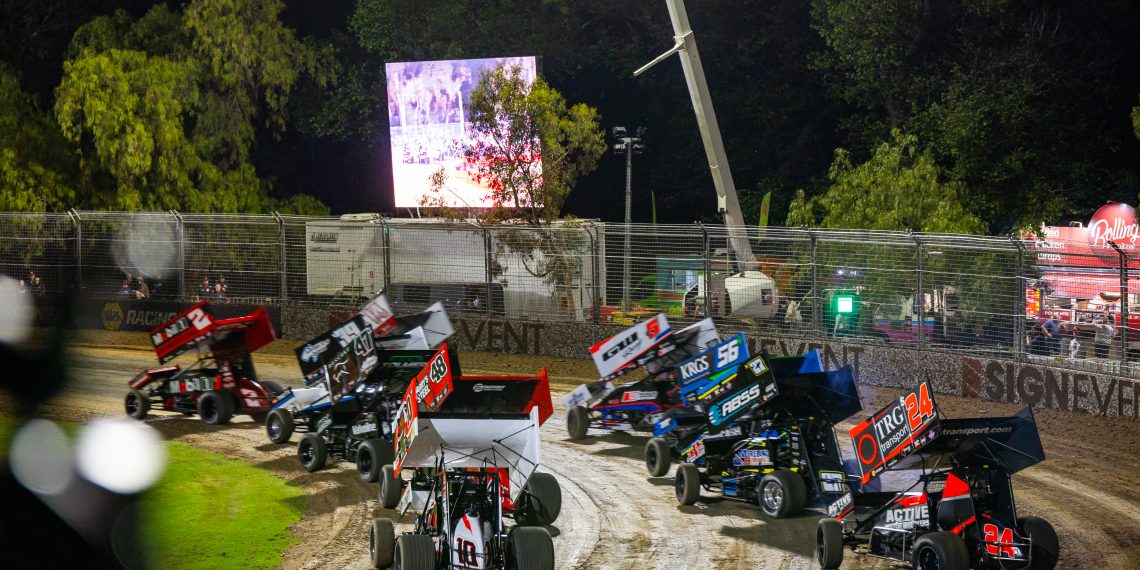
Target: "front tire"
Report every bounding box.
[266,408,294,444]
[197,390,234,425]
[394,534,435,570]
[1019,516,1059,569]
[297,433,328,472]
[757,469,807,519]
[125,390,150,420]
[567,406,590,440]
[517,472,562,526]
[911,531,969,570]
[675,462,701,505]
[379,464,402,508]
[369,518,395,568]
[507,526,554,570]
[817,518,844,569]
[357,439,391,483]
[645,437,672,477]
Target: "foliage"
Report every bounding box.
[787,131,985,234]
[0,66,75,211]
[139,440,303,569]
[53,1,331,214]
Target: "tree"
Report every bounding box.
[460,64,605,224]
[787,131,984,234]
[53,0,331,214]
[0,65,75,211]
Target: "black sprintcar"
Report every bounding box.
[563,315,720,440]
[650,348,863,519]
[369,351,559,569]
[816,381,1058,570]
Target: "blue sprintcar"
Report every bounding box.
[563,315,720,440]
[645,348,864,519]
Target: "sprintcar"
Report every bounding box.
[264,298,453,444]
[125,301,283,425]
[816,381,1058,570]
[654,349,863,519]
[368,351,559,569]
[563,314,720,440]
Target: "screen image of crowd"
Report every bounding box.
[385,56,537,208]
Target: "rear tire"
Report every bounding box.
[507,526,554,570]
[1019,516,1059,569]
[911,531,969,570]
[816,518,844,569]
[266,408,294,443]
[757,469,807,519]
[675,462,701,505]
[567,406,590,440]
[297,433,328,472]
[125,390,150,420]
[357,439,390,483]
[645,437,672,477]
[197,390,234,425]
[517,472,561,525]
[394,534,435,570]
[379,464,402,508]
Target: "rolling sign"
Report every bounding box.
[589,314,671,379]
[850,381,939,485]
[677,333,749,386]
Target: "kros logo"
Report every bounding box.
[472,383,505,393]
[679,355,710,379]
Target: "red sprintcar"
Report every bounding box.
[816,381,1059,570]
[124,301,284,425]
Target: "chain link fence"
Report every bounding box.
[1,210,1137,376]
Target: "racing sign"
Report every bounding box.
[705,354,776,432]
[393,344,455,470]
[150,301,215,364]
[677,333,749,386]
[589,314,671,379]
[850,381,939,485]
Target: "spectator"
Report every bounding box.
[1040,318,1062,355]
[17,279,26,294]
[197,276,213,300]
[215,275,228,301]
[133,274,150,300]
[1094,317,1115,359]
[118,280,133,298]
[30,275,45,297]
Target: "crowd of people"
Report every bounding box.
[17,271,46,297]
[1030,311,1117,359]
[196,275,228,301]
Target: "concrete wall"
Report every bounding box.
[279,308,1140,420]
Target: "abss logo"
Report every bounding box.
[711,384,761,424]
[102,302,124,331]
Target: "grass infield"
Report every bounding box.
[139,440,303,569]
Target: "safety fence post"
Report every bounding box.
[482,223,493,319]
[67,209,82,295]
[273,212,287,301]
[699,223,711,318]
[808,228,822,336]
[170,210,185,301]
[1110,241,1129,364]
[1012,238,1027,362]
[912,231,925,350]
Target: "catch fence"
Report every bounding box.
[1,210,1137,376]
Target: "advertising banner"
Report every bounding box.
[849,381,939,485]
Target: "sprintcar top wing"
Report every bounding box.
[887,406,1044,474]
[850,381,940,485]
[750,363,862,425]
[374,301,455,350]
[589,314,672,379]
[149,302,277,364]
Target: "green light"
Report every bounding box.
[836,295,854,314]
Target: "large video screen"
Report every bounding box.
[386,56,538,208]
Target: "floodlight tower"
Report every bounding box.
[613,126,645,310]
[634,0,757,268]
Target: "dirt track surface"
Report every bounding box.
[5,337,1140,569]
